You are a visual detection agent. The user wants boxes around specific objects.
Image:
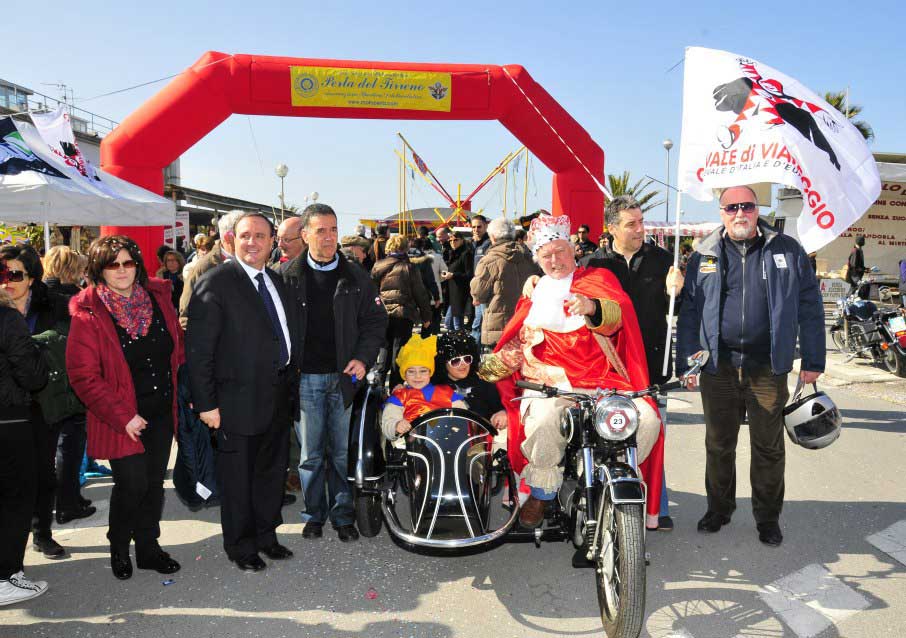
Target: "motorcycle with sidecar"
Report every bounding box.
[346,350,706,638]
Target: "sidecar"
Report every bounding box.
[347,389,522,548]
[383,408,522,548]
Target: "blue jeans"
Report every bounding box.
[471,304,484,343]
[444,306,463,331]
[296,373,353,527]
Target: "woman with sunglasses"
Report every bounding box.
[0,244,72,560]
[0,265,50,605]
[432,330,508,430]
[66,236,184,580]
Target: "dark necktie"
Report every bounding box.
[255,273,289,367]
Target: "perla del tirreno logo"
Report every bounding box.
[295,74,319,99]
[428,81,448,101]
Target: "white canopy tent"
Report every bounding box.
[0,114,174,247]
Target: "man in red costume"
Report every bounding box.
[479,214,664,528]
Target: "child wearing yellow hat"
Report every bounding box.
[381,334,468,440]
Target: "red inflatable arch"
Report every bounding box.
[101,51,604,265]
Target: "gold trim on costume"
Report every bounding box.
[478,354,516,382]
[586,298,622,336]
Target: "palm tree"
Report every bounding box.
[824,90,874,142]
[606,171,663,213]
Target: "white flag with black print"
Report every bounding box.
[676,46,881,253]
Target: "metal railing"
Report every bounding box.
[1,83,119,137]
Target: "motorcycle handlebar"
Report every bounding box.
[515,380,559,396]
[515,379,684,399]
[651,380,682,393]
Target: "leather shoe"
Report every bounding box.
[261,543,293,560]
[232,554,267,572]
[285,474,302,493]
[519,496,548,528]
[55,504,97,525]
[282,493,297,506]
[302,522,323,539]
[136,550,181,574]
[79,495,92,508]
[32,534,66,559]
[657,515,674,531]
[111,550,133,580]
[697,511,731,533]
[757,521,783,547]
[337,525,359,542]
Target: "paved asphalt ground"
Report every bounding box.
[2,324,905,638]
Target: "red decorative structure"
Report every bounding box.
[101,52,605,266]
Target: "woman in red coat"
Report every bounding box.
[66,236,184,581]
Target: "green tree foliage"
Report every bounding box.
[824,90,874,142]
[607,171,664,213]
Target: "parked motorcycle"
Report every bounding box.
[347,349,707,638]
[829,274,906,377]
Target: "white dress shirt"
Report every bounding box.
[236,258,292,365]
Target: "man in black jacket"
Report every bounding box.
[282,204,387,542]
[583,195,683,531]
[186,212,301,572]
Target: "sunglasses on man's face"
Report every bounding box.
[448,355,473,367]
[1,269,26,283]
[720,202,757,214]
[103,260,137,271]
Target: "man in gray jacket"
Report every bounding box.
[178,210,242,328]
[470,217,539,348]
[676,185,825,548]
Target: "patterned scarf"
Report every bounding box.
[97,283,153,339]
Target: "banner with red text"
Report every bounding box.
[676,47,880,253]
[817,177,906,279]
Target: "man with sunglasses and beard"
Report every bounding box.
[676,185,825,548]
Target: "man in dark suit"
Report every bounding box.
[186,212,300,572]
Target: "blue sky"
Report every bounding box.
[7,0,905,233]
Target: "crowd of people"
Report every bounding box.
[0,185,825,607]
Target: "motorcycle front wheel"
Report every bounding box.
[882,347,906,378]
[595,498,646,638]
[355,493,383,537]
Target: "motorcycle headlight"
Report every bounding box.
[593,395,639,441]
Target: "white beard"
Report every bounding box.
[525,273,586,333]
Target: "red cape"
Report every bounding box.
[494,267,663,520]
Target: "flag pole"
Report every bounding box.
[662,188,683,378]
